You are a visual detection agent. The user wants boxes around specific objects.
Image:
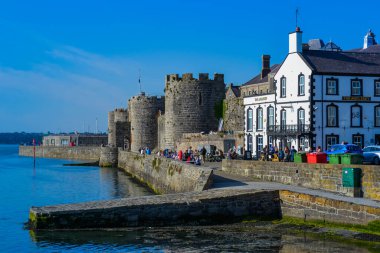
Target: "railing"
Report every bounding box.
[267,124,310,135]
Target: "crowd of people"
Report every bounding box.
[139,146,228,165]
[260,145,298,162]
[140,144,324,164]
[153,146,207,165]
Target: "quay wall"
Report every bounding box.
[222,160,380,201]
[280,190,380,224]
[29,189,380,230]
[19,146,101,161]
[29,189,281,230]
[118,151,213,194]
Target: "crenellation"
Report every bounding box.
[182,73,193,80]
[199,73,209,80]
[213,73,224,82]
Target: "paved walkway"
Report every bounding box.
[211,168,380,208]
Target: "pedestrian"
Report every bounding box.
[263,145,269,161]
[278,148,285,162]
[201,146,207,164]
[284,146,290,162]
[290,146,297,162]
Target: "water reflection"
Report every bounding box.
[30,223,374,253]
[99,167,152,198]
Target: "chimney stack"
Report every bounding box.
[261,55,271,79]
[289,27,303,53]
[364,29,377,49]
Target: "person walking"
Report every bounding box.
[201,146,207,164]
[290,146,297,162]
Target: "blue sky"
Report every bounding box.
[1,0,379,132]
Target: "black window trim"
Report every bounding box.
[350,78,363,97]
[352,133,364,149]
[326,77,339,95]
[247,133,253,151]
[326,103,339,127]
[267,105,274,128]
[247,107,253,132]
[297,107,306,126]
[374,79,380,97]
[325,134,340,150]
[256,134,264,157]
[280,76,286,98]
[375,105,380,127]
[350,103,363,128]
[256,106,263,131]
[298,73,305,96]
[280,108,286,127]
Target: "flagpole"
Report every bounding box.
[139,69,142,93]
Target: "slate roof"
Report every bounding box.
[347,45,380,53]
[321,41,342,51]
[308,39,325,50]
[226,85,241,97]
[301,50,380,75]
[242,64,280,86]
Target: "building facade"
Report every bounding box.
[244,28,380,157]
[43,134,108,147]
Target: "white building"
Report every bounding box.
[244,28,380,157]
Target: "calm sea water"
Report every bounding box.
[0,145,376,252]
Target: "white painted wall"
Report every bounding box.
[244,94,275,154]
[274,53,313,127]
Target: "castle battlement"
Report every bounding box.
[129,93,164,103]
[166,73,225,83]
[114,108,127,112]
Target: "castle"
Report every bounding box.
[108,73,226,152]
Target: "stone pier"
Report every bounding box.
[29,189,281,230]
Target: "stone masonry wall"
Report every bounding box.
[108,109,130,148]
[118,151,213,194]
[223,97,244,132]
[280,190,380,225]
[176,132,244,153]
[157,113,166,150]
[128,93,164,152]
[29,188,380,229]
[29,189,281,229]
[99,147,119,167]
[222,160,380,201]
[164,73,225,149]
[19,146,101,161]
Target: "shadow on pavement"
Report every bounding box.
[211,174,248,188]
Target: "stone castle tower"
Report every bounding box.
[163,73,225,149]
[108,108,130,149]
[128,92,164,152]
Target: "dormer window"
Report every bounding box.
[351,79,363,96]
[280,77,286,98]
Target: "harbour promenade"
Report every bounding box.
[27,151,380,230]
